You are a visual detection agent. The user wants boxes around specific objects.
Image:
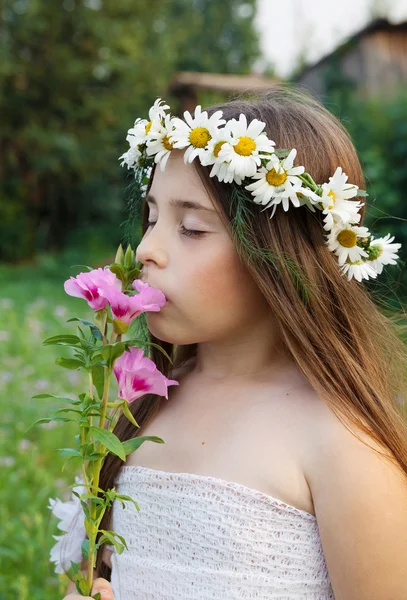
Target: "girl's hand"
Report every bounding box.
[63,577,114,600]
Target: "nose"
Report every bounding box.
[135,225,168,269]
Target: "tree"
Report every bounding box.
[0,0,260,261]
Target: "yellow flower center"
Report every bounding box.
[234,136,256,156]
[189,127,211,148]
[145,121,152,135]
[327,189,335,210]
[214,141,226,157]
[266,169,287,187]
[337,229,357,248]
[163,135,173,151]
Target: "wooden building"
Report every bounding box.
[168,71,278,113]
[295,19,407,99]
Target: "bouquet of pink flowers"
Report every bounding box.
[29,245,178,598]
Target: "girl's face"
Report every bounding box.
[135,150,272,345]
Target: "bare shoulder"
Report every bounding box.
[299,389,396,478]
[300,393,407,599]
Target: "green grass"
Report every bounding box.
[0,247,116,600]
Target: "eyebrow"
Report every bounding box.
[146,194,216,213]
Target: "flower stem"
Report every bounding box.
[88,370,94,431]
[299,173,319,192]
[86,360,112,592]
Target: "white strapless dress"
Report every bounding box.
[49,465,335,599]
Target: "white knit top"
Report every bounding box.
[109,465,335,599]
[49,465,335,599]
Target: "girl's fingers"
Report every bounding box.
[91,577,114,599]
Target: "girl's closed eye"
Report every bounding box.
[146,221,207,238]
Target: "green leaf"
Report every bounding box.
[94,309,108,336]
[103,530,128,551]
[101,342,126,367]
[273,148,291,159]
[98,529,127,554]
[67,317,103,341]
[124,339,173,363]
[80,494,105,506]
[91,364,105,399]
[126,267,141,282]
[121,400,140,428]
[81,538,89,561]
[29,416,77,428]
[70,264,94,271]
[114,493,140,512]
[43,334,81,346]
[85,452,107,462]
[55,357,84,370]
[57,448,82,458]
[89,426,126,461]
[53,407,82,415]
[90,351,103,363]
[122,435,165,456]
[108,264,126,281]
[31,393,81,405]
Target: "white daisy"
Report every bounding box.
[119,145,142,170]
[320,167,364,232]
[48,475,87,574]
[125,117,149,149]
[125,98,170,150]
[216,114,275,183]
[321,195,364,232]
[325,224,370,265]
[245,149,305,213]
[169,105,226,163]
[367,233,401,274]
[147,97,170,122]
[199,132,243,184]
[146,113,176,171]
[296,187,322,213]
[339,258,379,282]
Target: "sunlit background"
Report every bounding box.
[0,1,406,597]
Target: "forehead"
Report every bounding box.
[149,150,214,210]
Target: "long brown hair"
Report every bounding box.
[96,84,407,580]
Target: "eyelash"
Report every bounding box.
[146,221,206,238]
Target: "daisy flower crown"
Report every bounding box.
[119,98,401,284]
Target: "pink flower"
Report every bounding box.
[132,279,167,310]
[99,281,166,325]
[113,347,179,403]
[64,268,122,311]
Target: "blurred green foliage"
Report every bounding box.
[0,0,259,263]
[319,64,407,299]
[0,259,98,599]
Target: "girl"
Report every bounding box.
[62,85,407,599]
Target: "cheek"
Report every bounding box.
[187,245,260,315]
[145,241,267,344]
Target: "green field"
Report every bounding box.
[0,249,116,600]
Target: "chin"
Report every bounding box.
[145,320,195,346]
